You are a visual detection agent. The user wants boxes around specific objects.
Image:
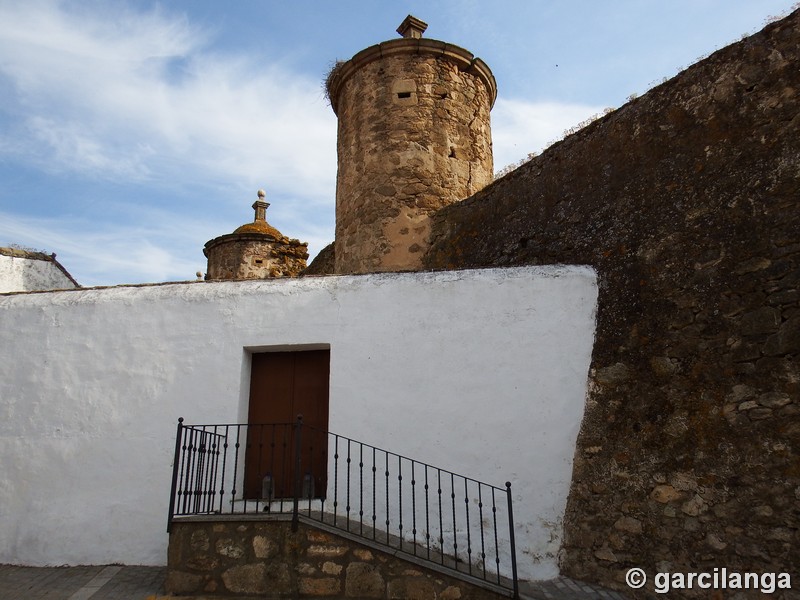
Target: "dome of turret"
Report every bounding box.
[233,219,283,239]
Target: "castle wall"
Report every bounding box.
[0,266,597,580]
[424,10,799,594]
[331,43,494,274]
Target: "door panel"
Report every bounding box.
[244,350,329,499]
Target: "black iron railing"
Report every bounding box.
[167,416,518,597]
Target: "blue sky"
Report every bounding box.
[1,0,797,286]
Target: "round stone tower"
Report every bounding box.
[326,15,496,274]
[204,190,308,280]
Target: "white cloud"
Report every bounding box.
[0,0,337,202]
[0,208,213,286]
[491,97,607,174]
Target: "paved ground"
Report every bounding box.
[0,565,167,600]
[0,564,631,599]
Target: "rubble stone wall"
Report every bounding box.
[424,10,800,597]
[167,518,505,599]
[205,234,308,280]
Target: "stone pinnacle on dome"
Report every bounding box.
[253,189,270,223]
[397,15,427,39]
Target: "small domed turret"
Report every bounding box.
[203,190,309,280]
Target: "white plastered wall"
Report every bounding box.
[0,266,597,580]
[0,254,78,293]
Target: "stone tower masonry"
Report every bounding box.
[326,15,497,274]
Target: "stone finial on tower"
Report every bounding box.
[397,15,427,39]
[253,189,270,223]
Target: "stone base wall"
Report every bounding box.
[167,517,506,599]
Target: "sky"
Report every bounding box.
[0,0,797,286]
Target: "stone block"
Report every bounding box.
[346,562,384,598]
[353,548,373,561]
[595,362,630,384]
[216,538,244,558]
[757,392,791,408]
[440,585,463,600]
[186,556,218,571]
[764,317,800,355]
[307,529,334,543]
[189,529,209,552]
[613,516,643,534]
[740,306,781,335]
[222,563,267,595]
[308,544,349,558]
[299,577,341,596]
[165,570,204,594]
[387,576,436,600]
[253,535,278,558]
[650,484,684,504]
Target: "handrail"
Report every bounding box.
[167,415,518,597]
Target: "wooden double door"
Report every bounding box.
[244,350,330,500]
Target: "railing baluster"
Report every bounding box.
[230,425,242,513]
[397,455,403,551]
[492,487,500,584]
[280,424,289,512]
[371,447,377,540]
[437,469,444,566]
[291,416,302,531]
[307,427,315,516]
[359,443,364,537]
[450,473,457,566]
[333,435,339,526]
[266,424,276,512]
[424,465,430,559]
[186,428,199,513]
[384,451,390,544]
[478,483,486,579]
[218,425,229,514]
[464,478,472,575]
[202,429,213,513]
[346,439,352,531]
[207,427,219,513]
[411,461,417,556]
[319,429,328,518]
[176,426,188,515]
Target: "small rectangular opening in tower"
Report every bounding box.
[397,92,411,99]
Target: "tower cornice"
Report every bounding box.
[326,37,497,115]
